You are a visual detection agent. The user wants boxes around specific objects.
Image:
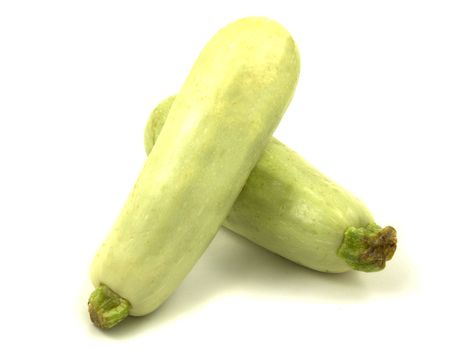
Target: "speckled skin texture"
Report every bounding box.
[145,98,374,273]
[225,139,373,273]
[90,17,300,316]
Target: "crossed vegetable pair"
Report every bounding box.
[87,17,397,330]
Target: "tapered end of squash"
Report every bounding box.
[144,95,176,156]
[337,224,397,272]
[88,284,130,329]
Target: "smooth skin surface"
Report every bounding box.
[89,16,300,325]
[145,96,396,273]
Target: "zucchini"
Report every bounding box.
[88,17,300,328]
[145,96,397,274]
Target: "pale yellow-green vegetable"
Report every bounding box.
[88,17,300,329]
[145,96,396,274]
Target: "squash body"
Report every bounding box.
[90,17,300,316]
[145,100,373,273]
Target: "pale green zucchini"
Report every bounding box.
[88,17,300,328]
[145,96,397,274]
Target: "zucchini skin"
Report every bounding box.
[225,139,372,273]
[90,17,300,317]
[145,97,395,273]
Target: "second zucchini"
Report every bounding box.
[145,96,397,274]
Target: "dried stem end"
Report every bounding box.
[88,284,130,329]
[338,223,397,272]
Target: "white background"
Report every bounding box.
[1,1,472,349]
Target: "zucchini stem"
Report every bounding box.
[337,224,397,272]
[88,284,130,329]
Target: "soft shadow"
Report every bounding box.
[102,227,416,338]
